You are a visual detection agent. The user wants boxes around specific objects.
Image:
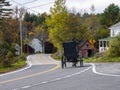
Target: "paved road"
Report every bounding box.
[0,54,120,90]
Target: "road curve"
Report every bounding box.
[0,54,120,90]
[28,54,60,65]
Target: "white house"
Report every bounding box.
[109,22,120,37]
[29,38,42,53]
[99,22,120,53]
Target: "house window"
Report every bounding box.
[100,41,102,47]
[112,30,115,37]
[86,44,89,48]
[104,41,106,47]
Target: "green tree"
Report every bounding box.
[46,0,68,51]
[46,0,89,53]
[63,13,87,41]
[108,35,120,57]
[24,12,48,26]
[23,12,48,41]
[99,4,120,28]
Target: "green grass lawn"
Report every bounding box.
[84,56,120,63]
[51,52,120,63]
[51,53,61,61]
[0,60,26,74]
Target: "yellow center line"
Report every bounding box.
[38,54,50,64]
[0,64,60,85]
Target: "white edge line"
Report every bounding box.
[0,56,32,77]
[90,63,120,77]
[13,66,92,90]
[22,85,31,89]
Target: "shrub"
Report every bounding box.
[14,53,26,63]
[7,51,14,59]
[107,35,120,57]
[3,51,14,67]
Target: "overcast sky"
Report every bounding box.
[8,0,120,14]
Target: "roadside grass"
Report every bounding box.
[84,56,120,63]
[0,54,27,74]
[51,52,120,63]
[51,53,61,61]
[0,61,26,74]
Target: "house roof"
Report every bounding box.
[98,37,113,41]
[79,40,89,48]
[109,22,120,30]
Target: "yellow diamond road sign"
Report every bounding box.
[89,39,96,45]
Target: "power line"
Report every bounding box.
[22,0,38,5]
[10,0,22,6]
[28,2,54,9]
[10,0,40,14]
[10,0,54,14]
[10,0,38,5]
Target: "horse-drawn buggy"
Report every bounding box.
[61,41,83,68]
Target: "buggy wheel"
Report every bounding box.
[61,56,66,69]
[72,62,77,67]
[61,56,64,68]
[64,56,67,68]
[61,57,63,68]
[64,60,66,68]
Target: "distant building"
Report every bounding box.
[99,22,120,53]
[23,38,43,54]
[79,40,94,58]
[109,22,120,37]
[23,44,35,54]
[29,38,42,53]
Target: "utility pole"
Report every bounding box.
[19,14,22,54]
[19,7,25,54]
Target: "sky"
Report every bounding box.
[7,0,120,14]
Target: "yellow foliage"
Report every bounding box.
[29,31,34,36]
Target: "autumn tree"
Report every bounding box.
[0,0,14,67]
[46,0,89,55]
[84,14,99,39]
[46,0,68,51]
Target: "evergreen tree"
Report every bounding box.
[0,0,12,19]
[99,4,120,28]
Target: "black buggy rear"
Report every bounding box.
[61,41,83,68]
